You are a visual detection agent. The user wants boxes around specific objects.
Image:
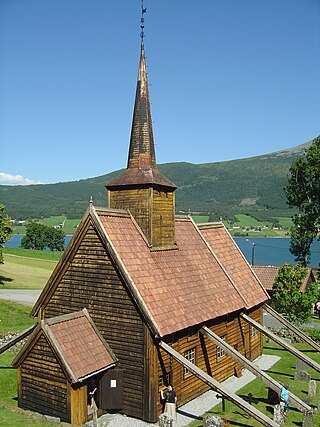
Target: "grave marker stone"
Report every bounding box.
[308,379,316,397]
[273,404,285,424]
[159,413,173,427]
[294,370,311,382]
[302,409,313,427]
[203,415,224,427]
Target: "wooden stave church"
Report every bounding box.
[12,40,269,425]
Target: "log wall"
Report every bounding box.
[157,306,263,414]
[18,334,69,422]
[43,222,146,420]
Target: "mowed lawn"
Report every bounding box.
[0,252,59,289]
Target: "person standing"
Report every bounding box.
[280,383,290,416]
[160,385,177,424]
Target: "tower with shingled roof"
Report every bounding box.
[106,39,177,251]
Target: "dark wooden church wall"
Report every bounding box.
[157,306,263,412]
[19,335,69,422]
[44,223,145,419]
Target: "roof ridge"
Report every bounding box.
[45,310,85,326]
[197,222,224,229]
[94,207,130,217]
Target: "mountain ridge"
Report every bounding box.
[0,140,313,221]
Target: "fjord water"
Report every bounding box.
[4,235,320,267]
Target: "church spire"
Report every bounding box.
[106,6,176,250]
[127,41,157,170]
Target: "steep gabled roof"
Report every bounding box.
[32,204,268,338]
[93,207,268,336]
[13,309,117,383]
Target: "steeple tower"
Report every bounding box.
[106,14,176,250]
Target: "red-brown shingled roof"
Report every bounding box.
[199,224,269,307]
[252,266,280,291]
[97,212,267,337]
[45,310,117,383]
[253,265,314,292]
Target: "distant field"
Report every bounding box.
[276,216,293,229]
[0,250,58,289]
[192,215,209,223]
[13,216,81,236]
[11,214,293,241]
[224,214,290,237]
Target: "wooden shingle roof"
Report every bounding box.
[95,208,268,337]
[13,309,117,383]
[31,206,268,338]
[198,223,270,307]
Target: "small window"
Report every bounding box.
[184,347,196,377]
[217,335,226,360]
[251,326,259,338]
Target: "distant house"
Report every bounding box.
[253,265,317,299]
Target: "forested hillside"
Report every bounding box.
[0,143,311,222]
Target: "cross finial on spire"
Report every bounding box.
[140,1,147,42]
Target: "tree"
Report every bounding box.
[271,264,318,324]
[284,136,320,266]
[21,223,48,250]
[45,226,65,251]
[0,204,14,263]
[21,223,65,251]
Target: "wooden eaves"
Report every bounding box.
[200,325,311,413]
[241,313,320,373]
[159,341,279,427]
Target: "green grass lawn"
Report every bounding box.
[0,301,69,426]
[192,215,210,223]
[0,250,59,289]
[275,217,293,230]
[187,338,320,426]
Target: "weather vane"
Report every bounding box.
[140,0,147,41]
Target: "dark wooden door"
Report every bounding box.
[99,369,123,410]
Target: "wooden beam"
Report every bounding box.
[0,325,35,355]
[159,341,280,427]
[241,313,320,373]
[264,304,320,353]
[200,326,311,413]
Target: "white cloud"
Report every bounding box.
[0,172,43,186]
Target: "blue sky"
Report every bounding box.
[0,0,319,185]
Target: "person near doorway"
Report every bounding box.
[160,384,177,423]
[280,383,289,416]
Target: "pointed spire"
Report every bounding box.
[127,42,156,170]
[106,39,176,190]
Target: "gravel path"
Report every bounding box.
[85,354,280,427]
[0,289,41,306]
